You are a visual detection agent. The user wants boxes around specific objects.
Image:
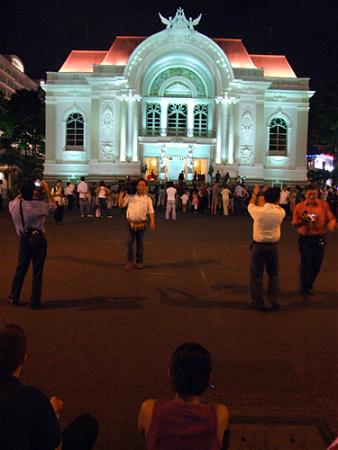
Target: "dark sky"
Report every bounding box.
[2,0,337,90]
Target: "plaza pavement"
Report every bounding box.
[0,207,337,450]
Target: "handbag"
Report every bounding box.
[20,200,45,248]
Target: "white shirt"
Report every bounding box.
[77,181,88,199]
[221,188,231,200]
[166,187,177,201]
[181,193,189,204]
[124,194,154,222]
[248,202,286,242]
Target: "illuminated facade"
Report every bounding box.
[0,55,38,98]
[43,8,313,182]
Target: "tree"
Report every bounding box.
[6,88,45,155]
[309,80,338,158]
[0,89,45,187]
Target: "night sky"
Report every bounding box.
[2,0,337,90]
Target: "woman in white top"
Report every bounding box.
[95,181,110,218]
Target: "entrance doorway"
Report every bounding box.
[192,159,208,178]
[168,157,185,180]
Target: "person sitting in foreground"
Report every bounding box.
[0,324,98,450]
[138,342,230,450]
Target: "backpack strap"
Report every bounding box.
[19,200,25,229]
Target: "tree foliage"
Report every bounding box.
[309,79,338,157]
[0,88,45,183]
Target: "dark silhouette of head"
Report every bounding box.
[170,343,212,398]
[264,187,280,204]
[0,325,27,379]
[20,182,36,201]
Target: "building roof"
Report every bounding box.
[59,50,107,72]
[59,36,297,78]
[213,38,256,69]
[250,54,296,78]
[102,36,146,65]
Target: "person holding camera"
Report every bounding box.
[292,184,336,298]
[119,178,155,270]
[8,180,55,309]
[247,185,285,311]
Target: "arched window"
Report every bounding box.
[194,105,208,136]
[146,104,161,134]
[66,112,84,150]
[269,117,287,154]
[167,104,187,135]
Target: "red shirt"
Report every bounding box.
[145,400,220,450]
[292,199,336,236]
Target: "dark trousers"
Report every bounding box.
[0,194,3,211]
[127,225,146,263]
[54,204,64,222]
[62,414,98,450]
[250,242,279,307]
[98,198,107,217]
[67,195,75,210]
[298,235,325,291]
[10,234,47,304]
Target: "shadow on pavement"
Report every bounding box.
[157,288,338,311]
[1,296,146,311]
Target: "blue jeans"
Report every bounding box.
[127,225,146,263]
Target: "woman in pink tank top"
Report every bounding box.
[138,343,229,450]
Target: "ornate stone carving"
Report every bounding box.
[159,145,167,172]
[159,8,201,40]
[102,108,114,137]
[239,145,254,165]
[101,143,115,161]
[186,145,194,173]
[241,111,253,143]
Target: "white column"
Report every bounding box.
[119,101,127,162]
[160,99,168,136]
[221,101,228,162]
[228,104,235,164]
[128,97,135,161]
[187,101,195,137]
[132,100,140,162]
[215,100,222,164]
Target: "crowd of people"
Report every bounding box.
[3,176,337,310]
[13,176,337,224]
[1,175,337,449]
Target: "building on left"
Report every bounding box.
[0,54,38,99]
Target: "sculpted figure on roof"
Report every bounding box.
[159,7,202,37]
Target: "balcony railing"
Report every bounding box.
[139,128,215,138]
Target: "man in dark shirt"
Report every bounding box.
[0,324,98,450]
[0,324,61,450]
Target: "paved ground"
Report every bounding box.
[0,208,337,450]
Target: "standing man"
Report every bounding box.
[279,185,290,216]
[211,182,220,215]
[120,178,155,270]
[165,181,177,220]
[8,181,55,309]
[221,184,231,216]
[247,185,286,311]
[77,176,89,219]
[65,181,75,210]
[292,184,336,298]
